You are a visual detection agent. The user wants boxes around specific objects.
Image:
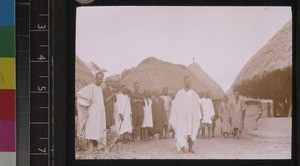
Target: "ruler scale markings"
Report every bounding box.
[30,153,49,155]
[16,18,29,21]
[17,50,30,53]
[30,122,49,124]
[47,0,51,164]
[16,3,30,5]
[30,91,48,94]
[30,29,48,32]
[17,34,30,36]
[39,137,49,140]
[30,0,51,165]
[39,14,49,16]
[30,60,49,62]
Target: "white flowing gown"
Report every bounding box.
[76,84,106,145]
[200,98,215,124]
[169,89,201,151]
[142,98,153,128]
[116,93,132,135]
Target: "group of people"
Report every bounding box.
[76,71,247,154]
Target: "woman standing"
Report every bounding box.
[220,95,231,138]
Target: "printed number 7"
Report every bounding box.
[38,148,46,153]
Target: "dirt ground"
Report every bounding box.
[75,105,291,159]
[76,134,291,159]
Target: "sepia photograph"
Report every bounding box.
[74,6,292,159]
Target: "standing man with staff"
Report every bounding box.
[116,85,132,143]
[169,76,201,153]
[103,81,117,134]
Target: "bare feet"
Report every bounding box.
[189,148,196,153]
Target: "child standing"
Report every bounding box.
[141,90,153,141]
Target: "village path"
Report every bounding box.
[76,113,291,159]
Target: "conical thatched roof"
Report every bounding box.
[188,63,225,99]
[75,55,95,92]
[120,57,224,99]
[230,20,292,99]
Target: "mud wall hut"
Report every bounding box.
[230,20,292,117]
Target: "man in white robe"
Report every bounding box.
[169,76,201,153]
[117,85,132,143]
[76,71,106,151]
[199,93,215,139]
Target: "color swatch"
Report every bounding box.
[0,0,16,165]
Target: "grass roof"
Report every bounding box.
[121,57,225,99]
[230,20,292,99]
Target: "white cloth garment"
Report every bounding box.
[199,98,215,124]
[76,84,107,145]
[76,103,89,138]
[116,93,132,135]
[142,98,153,127]
[160,95,172,126]
[169,89,201,151]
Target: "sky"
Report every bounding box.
[76,6,291,92]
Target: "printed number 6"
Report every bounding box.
[38,24,46,29]
[38,86,46,91]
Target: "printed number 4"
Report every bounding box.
[38,55,46,60]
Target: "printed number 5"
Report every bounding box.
[38,86,46,91]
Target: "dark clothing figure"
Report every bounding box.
[130,91,145,141]
[151,97,167,137]
[103,88,117,129]
[130,91,145,127]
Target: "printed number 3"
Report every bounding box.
[38,24,46,29]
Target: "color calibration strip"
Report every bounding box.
[0,0,16,165]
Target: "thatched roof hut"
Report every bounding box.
[230,20,292,116]
[188,63,225,99]
[121,57,224,99]
[75,55,95,92]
